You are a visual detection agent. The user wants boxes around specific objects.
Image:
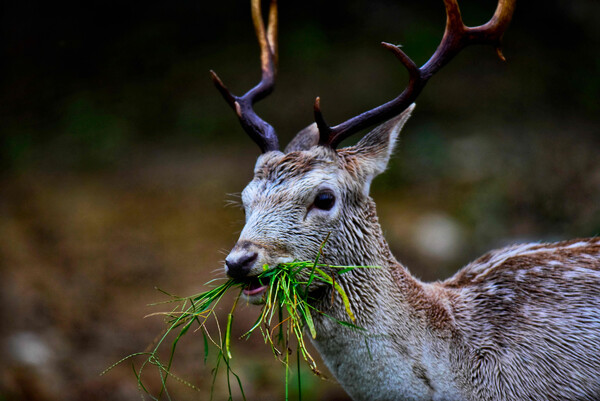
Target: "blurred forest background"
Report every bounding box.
[1,0,598,400]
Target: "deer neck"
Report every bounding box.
[317,198,421,318]
[310,199,462,400]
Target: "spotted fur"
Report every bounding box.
[225,106,600,400]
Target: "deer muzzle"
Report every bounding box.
[225,240,274,302]
[224,240,264,278]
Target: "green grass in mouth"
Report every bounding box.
[104,237,378,400]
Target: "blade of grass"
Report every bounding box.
[312,267,355,322]
[297,347,302,400]
[225,291,242,359]
[302,302,316,339]
[304,233,331,295]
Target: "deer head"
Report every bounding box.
[212,0,515,303]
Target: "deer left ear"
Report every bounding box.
[341,104,415,187]
[285,123,319,153]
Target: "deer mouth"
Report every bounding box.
[242,276,268,297]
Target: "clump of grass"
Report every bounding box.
[104,238,375,400]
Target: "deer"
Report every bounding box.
[210,0,600,400]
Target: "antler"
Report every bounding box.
[315,0,516,149]
[210,0,279,153]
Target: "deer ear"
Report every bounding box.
[343,104,415,181]
[285,123,319,153]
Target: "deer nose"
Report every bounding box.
[225,251,258,279]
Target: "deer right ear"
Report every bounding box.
[342,104,415,183]
[285,123,320,153]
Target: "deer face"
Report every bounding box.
[214,0,512,304]
[213,0,513,302]
[224,107,414,303]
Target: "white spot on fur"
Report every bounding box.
[484,282,498,295]
[565,241,590,249]
[514,269,526,282]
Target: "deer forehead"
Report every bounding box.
[241,148,356,207]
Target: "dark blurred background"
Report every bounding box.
[1,0,598,400]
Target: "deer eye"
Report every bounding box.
[313,190,336,211]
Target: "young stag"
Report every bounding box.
[211,0,600,399]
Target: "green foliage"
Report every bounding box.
[104,239,376,400]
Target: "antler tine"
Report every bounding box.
[317,0,515,149]
[210,0,279,153]
[316,42,421,147]
[469,0,516,61]
[267,0,278,66]
[421,0,515,77]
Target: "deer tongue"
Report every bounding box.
[243,277,267,296]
